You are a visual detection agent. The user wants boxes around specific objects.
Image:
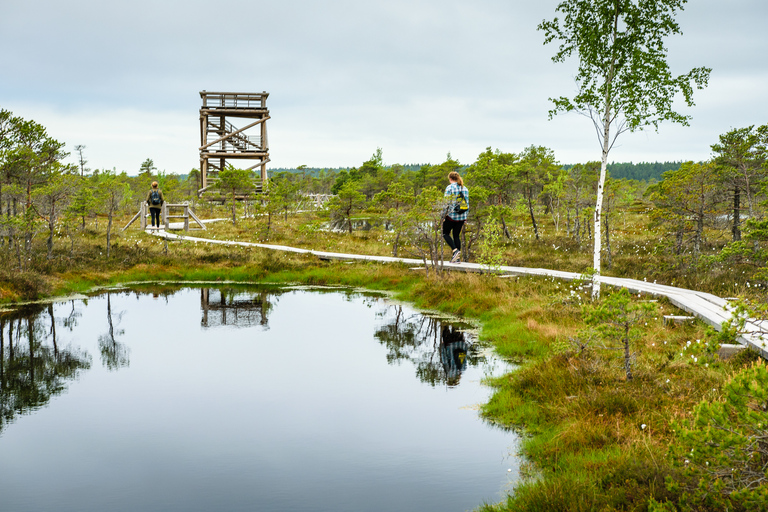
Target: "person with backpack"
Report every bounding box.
[442,171,469,263]
[146,181,165,229]
[440,324,470,386]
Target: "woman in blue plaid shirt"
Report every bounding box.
[443,171,469,263]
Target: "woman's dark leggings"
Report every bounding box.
[442,218,465,252]
[150,208,161,227]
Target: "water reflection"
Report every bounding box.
[0,304,91,434]
[441,325,471,386]
[374,305,483,387]
[99,293,130,370]
[325,218,393,232]
[0,287,517,512]
[200,288,274,328]
[325,218,436,233]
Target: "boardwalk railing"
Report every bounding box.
[302,193,335,208]
[122,204,207,231]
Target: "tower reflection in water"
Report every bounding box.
[200,288,273,329]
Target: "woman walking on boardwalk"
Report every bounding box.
[442,171,469,263]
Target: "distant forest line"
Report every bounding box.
[269,161,683,183]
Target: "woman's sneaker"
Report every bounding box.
[450,249,461,263]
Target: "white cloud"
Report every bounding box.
[1,0,767,173]
[4,104,197,174]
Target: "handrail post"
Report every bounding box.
[163,203,169,230]
[140,203,147,229]
[184,205,190,231]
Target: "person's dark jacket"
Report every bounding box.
[146,189,165,210]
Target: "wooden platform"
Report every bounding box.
[149,230,768,358]
[199,91,270,194]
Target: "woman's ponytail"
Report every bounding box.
[448,171,463,186]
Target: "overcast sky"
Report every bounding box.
[2,0,766,174]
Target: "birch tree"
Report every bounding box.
[539,0,710,298]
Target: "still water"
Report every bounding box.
[0,286,518,512]
[323,218,395,232]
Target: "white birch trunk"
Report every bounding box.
[590,3,624,300]
[592,6,619,301]
[592,103,612,300]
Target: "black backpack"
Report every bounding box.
[150,190,162,205]
[453,190,468,214]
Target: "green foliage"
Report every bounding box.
[467,148,519,206]
[330,148,387,196]
[409,154,464,193]
[742,220,768,282]
[67,184,98,227]
[94,170,132,258]
[477,209,505,273]
[647,162,725,255]
[539,0,710,131]
[373,179,416,257]
[138,158,156,176]
[583,288,653,380]
[465,146,566,243]
[327,180,367,234]
[34,169,80,259]
[563,161,683,182]
[711,124,768,242]
[396,187,451,276]
[464,148,519,247]
[264,172,301,221]
[0,111,71,270]
[217,165,255,224]
[656,363,768,511]
[516,145,561,241]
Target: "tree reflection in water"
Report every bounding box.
[98,293,129,370]
[374,305,482,387]
[0,304,91,434]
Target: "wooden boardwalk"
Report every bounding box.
[150,229,768,358]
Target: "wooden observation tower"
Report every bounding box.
[198,91,270,195]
